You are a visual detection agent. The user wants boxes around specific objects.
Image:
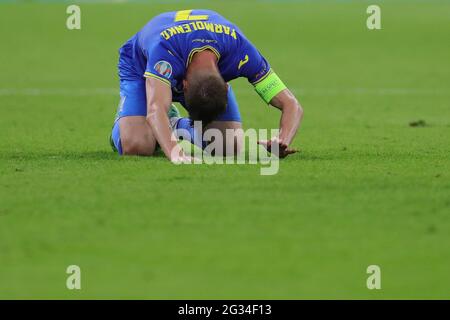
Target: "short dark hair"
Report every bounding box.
[185,72,228,127]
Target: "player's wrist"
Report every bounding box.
[168,143,185,161]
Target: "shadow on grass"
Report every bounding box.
[0,149,166,161]
[4,146,412,163]
[0,148,344,163]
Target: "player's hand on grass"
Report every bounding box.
[257,138,298,159]
[170,154,197,164]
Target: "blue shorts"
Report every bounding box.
[111,79,241,154]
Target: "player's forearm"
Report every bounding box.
[278,99,303,145]
[146,105,183,160]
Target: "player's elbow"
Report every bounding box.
[288,97,303,123]
[146,104,159,126]
[296,101,304,121]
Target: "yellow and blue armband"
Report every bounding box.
[253,70,287,104]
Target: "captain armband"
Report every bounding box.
[253,71,287,104]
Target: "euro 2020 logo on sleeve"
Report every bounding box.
[154,61,173,79]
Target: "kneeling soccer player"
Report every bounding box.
[110,9,303,163]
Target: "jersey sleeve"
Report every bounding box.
[238,40,271,84]
[143,43,182,87]
[238,40,287,104]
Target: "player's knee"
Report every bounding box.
[121,138,155,156]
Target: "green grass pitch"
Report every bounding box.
[0,0,449,299]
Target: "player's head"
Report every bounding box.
[183,70,227,126]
